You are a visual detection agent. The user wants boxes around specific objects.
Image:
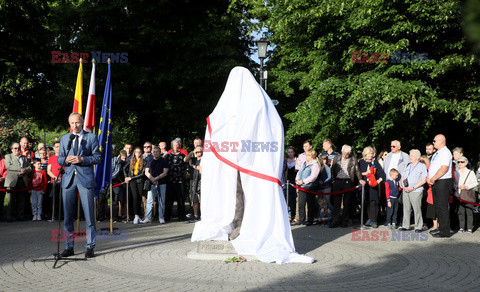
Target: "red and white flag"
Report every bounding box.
[83,59,96,132]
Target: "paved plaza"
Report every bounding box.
[0,219,479,291]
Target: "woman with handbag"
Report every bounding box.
[455,156,478,234]
[359,147,385,228]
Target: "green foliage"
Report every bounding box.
[0,115,39,154]
[1,0,254,149]
[238,0,480,155]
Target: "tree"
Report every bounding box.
[237,0,480,158]
[1,0,254,149]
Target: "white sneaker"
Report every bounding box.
[159,218,165,224]
[36,215,41,221]
[140,218,152,224]
[32,215,36,221]
[133,217,141,224]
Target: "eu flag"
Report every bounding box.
[94,61,113,196]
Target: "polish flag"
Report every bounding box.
[84,59,96,132]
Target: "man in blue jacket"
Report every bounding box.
[58,113,101,258]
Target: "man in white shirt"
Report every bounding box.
[383,140,410,180]
[427,134,453,238]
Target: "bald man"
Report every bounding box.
[427,134,453,238]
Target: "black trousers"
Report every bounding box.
[129,181,143,216]
[165,182,185,221]
[432,178,453,235]
[332,179,354,225]
[7,179,27,220]
[458,202,474,230]
[298,189,315,224]
[0,190,5,220]
[286,185,297,219]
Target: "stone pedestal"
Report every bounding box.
[196,241,237,254]
[187,241,257,261]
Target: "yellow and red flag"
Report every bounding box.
[72,60,83,114]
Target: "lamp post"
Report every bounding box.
[256,38,269,89]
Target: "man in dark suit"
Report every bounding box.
[4,142,32,222]
[58,113,101,258]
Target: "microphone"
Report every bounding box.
[67,134,76,151]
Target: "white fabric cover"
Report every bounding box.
[191,66,313,264]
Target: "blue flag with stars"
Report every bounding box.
[94,62,112,197]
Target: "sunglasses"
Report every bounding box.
[143,146,151,148]
[458,161,466,163]
[12,147,19,150]
[390,145,396,148]
[195,151,202,154]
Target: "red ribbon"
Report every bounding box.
[0,181,50,192]
[206,117,282,187]
[291,184,359,196]
[0,181,125,192]
[455,195,480,207]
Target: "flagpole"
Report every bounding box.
[110,183,113,233]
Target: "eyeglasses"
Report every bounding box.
[458,161,466,164]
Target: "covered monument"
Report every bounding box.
[191,66,313,264]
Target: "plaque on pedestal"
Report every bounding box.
[196,241,236,254]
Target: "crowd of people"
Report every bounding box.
[287,136,480,236]
[1,133,479,237]
[0,136,203,226]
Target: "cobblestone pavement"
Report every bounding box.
[0,219,479,291]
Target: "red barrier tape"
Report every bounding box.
[0,181,125,192]
[291,184,360,196]
[0,181,49,192]
[206,117,282,187]
[455,195,480,207]
[112,182,125,188]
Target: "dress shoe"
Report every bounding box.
[398,227,409,231]
[414,229,423,233]
[432,232,452,238]
[85,248,95,258]
[305,222,313,226]
[329,222,340,228]
[61,249,74,258]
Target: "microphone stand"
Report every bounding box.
[32,134,87,268]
